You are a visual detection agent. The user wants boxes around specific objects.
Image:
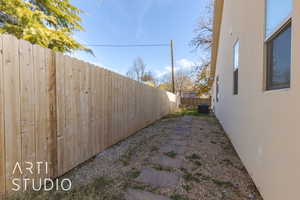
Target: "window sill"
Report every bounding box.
[263,88,290,95]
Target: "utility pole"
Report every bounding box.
[170,40,175,94]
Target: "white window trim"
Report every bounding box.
[233,40,240,70]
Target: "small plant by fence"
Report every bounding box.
[0,34,179,197]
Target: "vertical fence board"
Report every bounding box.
[46,49,57,178]
[3,34,22,192]
[19,39,35,185]
[111,72,115,145]
[96,68,102,152]
[56,52,65,176]
[104,69,110,149]
[90,65,96,155]
[0,35,5,197]
[82,63,90,161]
[100,68,105,152]
[108,71,112,146]
[33,45,49,181]
[63,56,73,172]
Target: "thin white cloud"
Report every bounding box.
[155,58,200,78]
[176,58,195,69]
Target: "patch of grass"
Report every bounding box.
[120,151,133,166]
[223,143,234,152]
[127,170,141,179]
[180,168,188,173]
[170,194,189,200]
[150,146,159,152]
[212,179,235,188]
[183,172,200,183]
[131,185,147,190]
[152,165,173,172]
[164,151,177,158]
[195,173,211,181]
[186,153,201,160]
[91,176,114,189]
[221,159,234,167]
[162,108,210,119]
[182,184,192,192]
[193,160,202,167]
[120,140,147,166]
[120,158,130,166]
[181,108,209,117]
[162,113,182,119]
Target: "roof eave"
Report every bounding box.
[208,0,224,89]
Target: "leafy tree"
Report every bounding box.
[0,0,90,53]
[191,1,213,96]
[193,62,210,96]
[159,70,194,96]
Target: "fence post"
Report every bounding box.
[48,51,58,178]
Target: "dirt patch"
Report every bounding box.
[7,112,263,200]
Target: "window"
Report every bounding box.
[216,76,219,102]
[266,0,293,38]
[266,23,291,90]
[265,0,292,90]
[233,41,239,95]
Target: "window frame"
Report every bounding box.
[233,40,239,95]
[265,20,292,91]
[264,0,293,91]
[266,21,292,90]
[216,76,219,102]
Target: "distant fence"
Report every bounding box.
[180,97,210,108]
[0,34,179,197]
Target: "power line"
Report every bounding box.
[84,40,176,94]
[84,44,169,47]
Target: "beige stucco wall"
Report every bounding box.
[212,0,300,200]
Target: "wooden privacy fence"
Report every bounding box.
[180,97,210,108]
[0,34,179,197]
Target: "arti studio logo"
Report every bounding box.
[11,162,72,192]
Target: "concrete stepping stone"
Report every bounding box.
[151,154,183,169]
[125,189,171,200]
[135,168,180,189]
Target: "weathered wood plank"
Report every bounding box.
[19,39,35,184]
[0,34,6,198]
[87,64,93,157]
[3,34,22,192]
[46,49,57,178]
[63,56,74,172]
[56,52,65,176]
[108,71,112,146]
[33,44,49,181]
[99,67,105,152]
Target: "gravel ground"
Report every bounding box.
[9,112,263,200]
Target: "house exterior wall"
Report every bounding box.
[212,1,300,200]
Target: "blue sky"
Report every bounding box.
[71,0,210,77]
